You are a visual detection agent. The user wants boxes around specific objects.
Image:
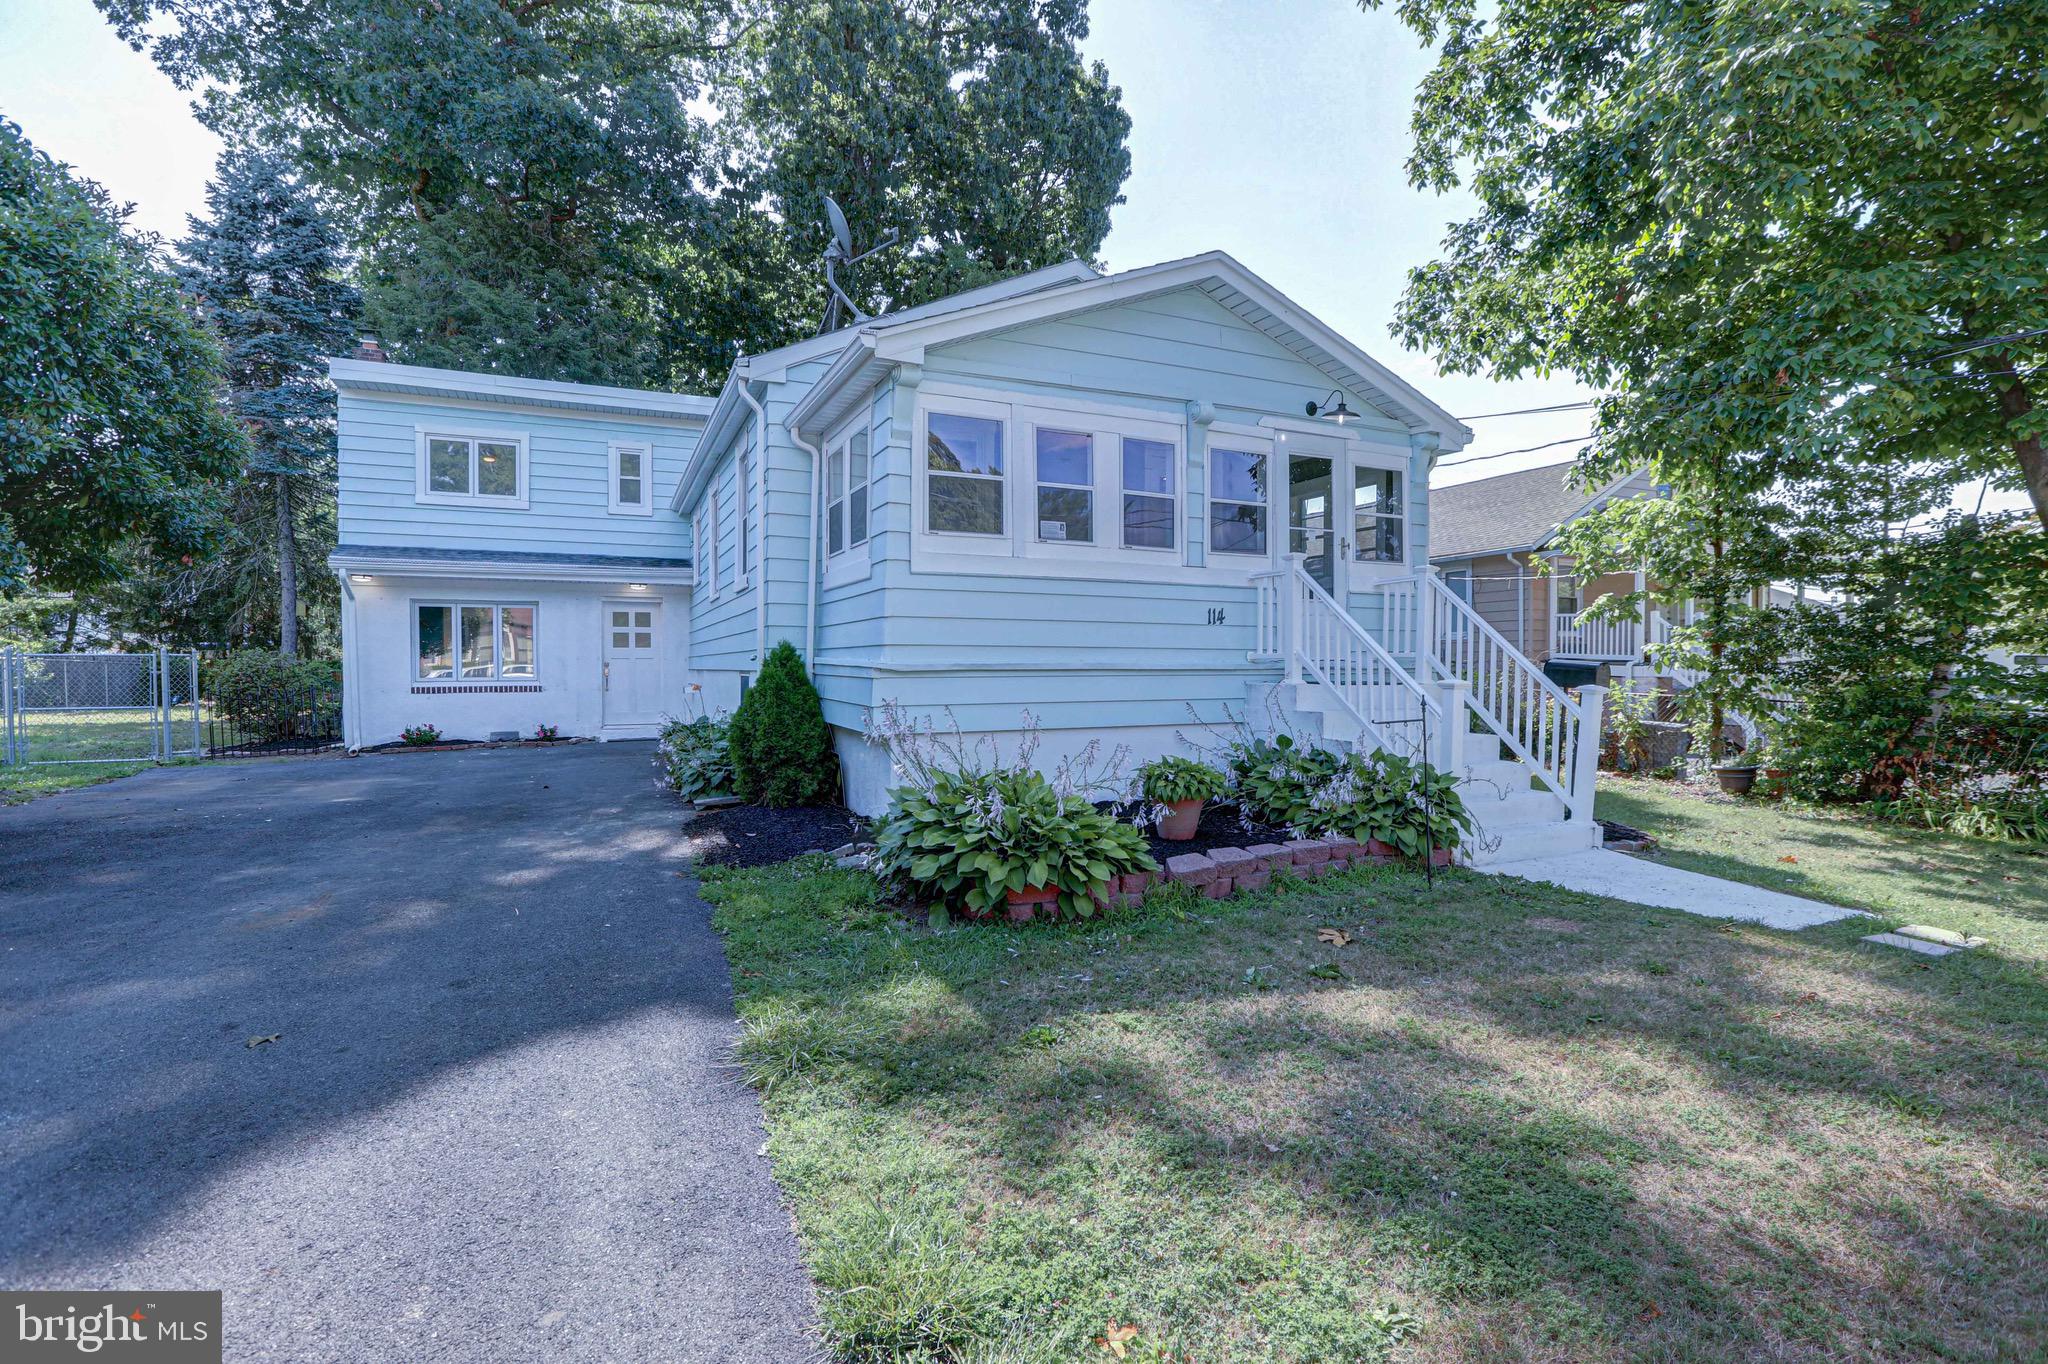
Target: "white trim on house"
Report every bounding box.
[414,426,530,510]
[607,440,655,516]
[330,357,715,422]
[330,551,691,586]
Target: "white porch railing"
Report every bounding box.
[1552,611,1641,660]
[1411,573,1604,824]
[1259,557,1440,762]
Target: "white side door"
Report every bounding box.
[601,601,662,728]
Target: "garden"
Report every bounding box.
[658,648,2046,1363]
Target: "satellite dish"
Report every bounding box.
[823,194,855,259]
[814,193,901,334]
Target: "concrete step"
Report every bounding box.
[1467,819,1600,868]
[1460,758,1530,793]
[1463,787,1566,828]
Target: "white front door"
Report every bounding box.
[601,601,662,728]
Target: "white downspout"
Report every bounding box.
[735,378,769,670]
[788,419,824,664]
[337,568,362,752]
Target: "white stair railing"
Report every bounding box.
[1282,557,1439,762]
[1412,573,1604,824]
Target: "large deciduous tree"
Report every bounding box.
[177,150,359,656]
[1373,0,2048,531]
[99,0,1132,391]
[0,118,244,597]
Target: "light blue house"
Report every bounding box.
[330,253,1605,863]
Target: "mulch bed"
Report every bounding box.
[680,802,868,868]
[1137,800,1293,863]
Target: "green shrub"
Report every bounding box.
[871,766,1156,919]
[656,714,734,800]
[1137,754,1228,805]
[729,641,840,807]
[1225,733,1473,852]
[209,650,340,742]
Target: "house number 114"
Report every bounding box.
[1206,607,1226,625]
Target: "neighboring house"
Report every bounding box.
[330,253,1614,864]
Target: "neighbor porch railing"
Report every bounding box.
[1552,611,1641,660]
[1403,572,1604,825]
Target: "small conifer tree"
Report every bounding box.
[729,641,840,807]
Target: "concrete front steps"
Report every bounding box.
[1254,680,1598,869]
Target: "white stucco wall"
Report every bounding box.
[340,576,694,748]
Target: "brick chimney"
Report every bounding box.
[352,334,389,363]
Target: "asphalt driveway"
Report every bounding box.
[0,744,818,1361]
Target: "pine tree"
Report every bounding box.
[177,150,358,656]
[729,642,841,808]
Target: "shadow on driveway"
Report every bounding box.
[0,744,818,1362]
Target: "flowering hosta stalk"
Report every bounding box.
[870,766,1156,919]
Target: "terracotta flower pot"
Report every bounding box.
[1156,799,1204,841]
[1005,885,1060,923]
[1712,765,1759,796]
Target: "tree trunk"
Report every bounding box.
[61,604,79,652]
[1985,355,2048,534]
[276,475,299,658]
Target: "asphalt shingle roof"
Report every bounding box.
[1427,460,1597,560]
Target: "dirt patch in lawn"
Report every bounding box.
[680,802,868,868]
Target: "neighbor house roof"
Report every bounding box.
[325,358,715,422]
[1428,460,1626,560]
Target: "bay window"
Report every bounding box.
[415,603,537,682]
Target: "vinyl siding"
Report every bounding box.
[336,394,701,557]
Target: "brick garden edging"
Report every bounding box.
[1090,835,1397,910]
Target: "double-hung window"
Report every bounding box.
[693,499,720,596]
[417,430,527,507]
[1351,467,1405,563]
[737,451,752,577]
[415,603,536,682]
[827,427,871,558]
[1121,437,1175,550]
[1208,446,1268,556]
[926,412,1004,536]
[1034,428,1093,542]
[609,442,652,515]
[707,487,723,593]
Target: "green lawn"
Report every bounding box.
[1,706,211,803]
[1597,776,2048,963]
[0,757,201,804]
[704,830,2046,1362]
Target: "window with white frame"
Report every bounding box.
[737,451,752,576]
[1034,427,1093,543]
[693,498,719,595]
[707,486,723,592]
[926,411,1004,536]
[1207,446,1267,555]
[609,442,652,515]
[1350,466,1405,563]
[1121,436,1175,550]
[415,603,536,681]
[827,426,871,557]
[1555,573,1584,616]
[417,431,527,507]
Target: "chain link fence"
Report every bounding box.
[0,649,203,765]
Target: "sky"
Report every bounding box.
[1,0,2014,511]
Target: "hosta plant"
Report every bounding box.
[1137,755,1228,806]
[655,714,734,801]
[871,766,1156,921]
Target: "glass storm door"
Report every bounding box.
[601,601,662,727]
[1287,453,1337,595]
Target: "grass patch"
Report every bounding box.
[0,758,199,804]
[705,847,2047,1362]
[1597,775,2048,964]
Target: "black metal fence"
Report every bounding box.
[205,679,344,757]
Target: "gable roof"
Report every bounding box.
[781,251,1472,451]
[1428,460,1625,560]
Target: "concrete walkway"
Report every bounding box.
[1478,848,1868,930]
[0,744,819,1363]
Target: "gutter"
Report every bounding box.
[736,381,769,670]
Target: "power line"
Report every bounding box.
[1436,434,1594,469]
[1457,400,1595,421]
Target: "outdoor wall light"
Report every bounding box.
[628,582,649,591]
[1306,389,1357,424]
[349,574,374,584]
